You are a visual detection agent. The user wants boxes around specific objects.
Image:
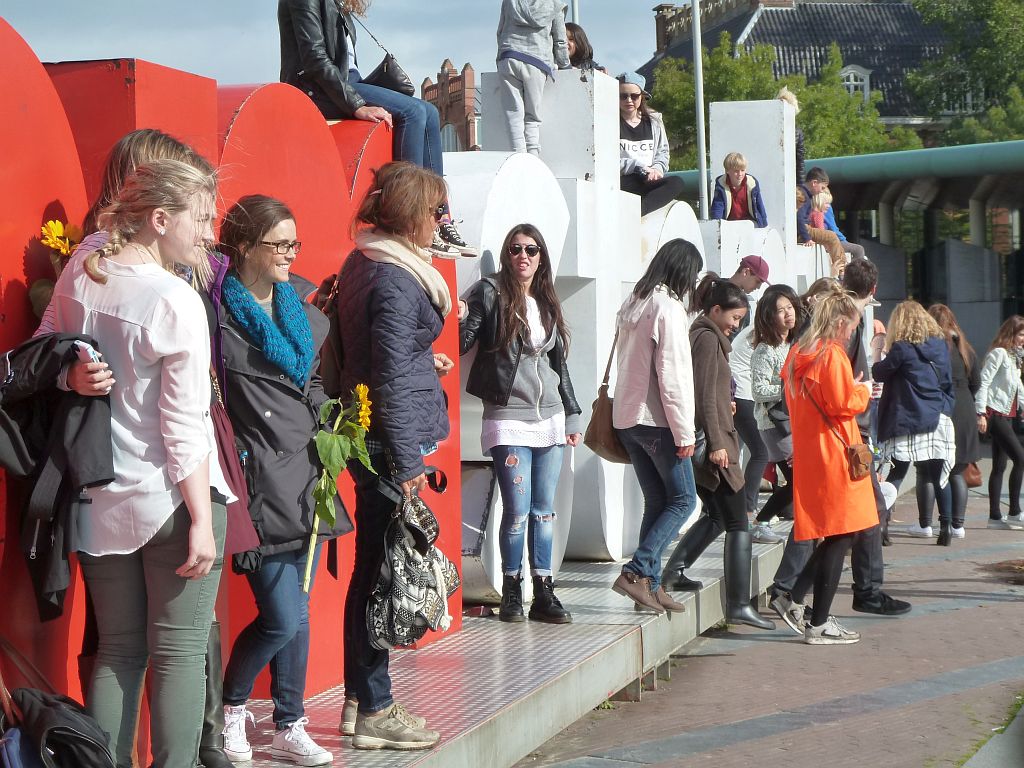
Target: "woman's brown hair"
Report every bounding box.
[493,224,570,354]
[990,315,1024,352]
[928,303,975,369]
[753,284,801,348]
[219,195,295,271]
[354,161,447,244]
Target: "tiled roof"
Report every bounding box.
[638,1,946,117]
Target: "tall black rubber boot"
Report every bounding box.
[724,531,776,630]
[661,514,722,591]
[199,621,233,768]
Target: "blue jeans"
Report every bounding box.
[350,69,443,175]
[222,545,321,728]
[491,444,564,577]
[618,425,698,590]
[344,454,396,714]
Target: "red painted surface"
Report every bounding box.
[0,14,463,735]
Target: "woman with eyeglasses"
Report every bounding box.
[618,71,684,217]
[458,224,582,624]
[215,194,351,765]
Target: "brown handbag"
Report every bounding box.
[963,461,983,488]
[804,382,873,482]
[584,331,632,464]
[209,369,260,556]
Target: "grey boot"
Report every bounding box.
[662,514,722,591]
[724,531,776,630]
[199,621,233,768]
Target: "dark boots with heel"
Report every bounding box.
[499,573,526,622]
[199,621,233,768]
[662,514,722,591]
[529,575,572,624]
[724,531,776,630]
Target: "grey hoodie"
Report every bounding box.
[496,0,570,71]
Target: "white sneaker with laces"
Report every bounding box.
[751,523,784,544]
[222,705,255,763]
[904,523,933,538]
[271,717,333,766]
[951,526,966,539]
[804,616,860,645]
[769,593,806,635]
[1006,513,1024,529]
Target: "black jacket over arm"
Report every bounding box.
[279,0,366,118]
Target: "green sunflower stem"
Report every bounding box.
[302,517,319,593]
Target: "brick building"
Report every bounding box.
[421,59,479,152]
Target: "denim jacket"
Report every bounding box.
[975,346,1024,416]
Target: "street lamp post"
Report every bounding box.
[570,0,580,23]
[691,0,709,219]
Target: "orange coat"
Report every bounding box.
[783,340,877,541]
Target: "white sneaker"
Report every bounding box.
[271,717,333,766]
[804,616,860,645]
[222,705,255,762]
[1007,513,1024,529]
[751,523,784,544]
[987,516,1013,529]
[951,526,966,539]
[904,523,933,538]
[770,593,806,635]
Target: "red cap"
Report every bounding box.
[739,255,770,284]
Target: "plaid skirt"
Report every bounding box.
[881,413,956,488]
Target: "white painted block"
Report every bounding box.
[479,68,620,184]
[639,200,706,270]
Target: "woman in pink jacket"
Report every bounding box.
[610,239,702,613]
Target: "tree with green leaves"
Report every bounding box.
[943,85,1024,145]
[909,0,1024,115]
[651,35,921,170]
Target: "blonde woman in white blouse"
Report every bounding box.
[51,158,233,768]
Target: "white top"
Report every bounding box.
[612,286,696,447]
[481,296,566,453]
[975,346,1024,416]
[730,326,755,401]
[51,253,234,556]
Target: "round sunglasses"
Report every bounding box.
[508,243,541,257]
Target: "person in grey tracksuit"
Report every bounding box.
[496,0,570,155]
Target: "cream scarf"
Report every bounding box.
[355,230,452,317]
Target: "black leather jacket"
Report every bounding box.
[459,278,581,417]
[278,0,366,118]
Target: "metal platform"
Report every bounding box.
[245,532,786,767]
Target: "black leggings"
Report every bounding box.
[791,533,856,627]
[915,458,952,528]
[949,463,968,529]
[886,459,910,492]
[988,413,1024,519]
[620,173,685,217]
[697,484,749,533]
[756,461,793,522]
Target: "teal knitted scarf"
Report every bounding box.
[221,274,314,387]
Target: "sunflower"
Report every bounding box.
[355,383,372,430]
[40,219,82,257]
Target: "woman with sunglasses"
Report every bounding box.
[618,71,684,217]
[216,195,351,765]
[459,224,582,624]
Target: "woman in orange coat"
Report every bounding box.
[774,284,876,645]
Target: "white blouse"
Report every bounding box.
[52,255,234,556]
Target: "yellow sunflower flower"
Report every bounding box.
[40,219,82,257]
[355,383,372,430]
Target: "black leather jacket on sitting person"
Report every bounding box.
[459,277,582,423]
[278,0,367,119]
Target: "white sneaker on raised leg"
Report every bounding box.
[769,593,807,635]
[222,704,255,762]
[751,523,784,544]
[270,717,333,766]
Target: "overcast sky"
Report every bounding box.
[4,2,657,91]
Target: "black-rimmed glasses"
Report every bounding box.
[259,240,302,255]
[508,243,541,257]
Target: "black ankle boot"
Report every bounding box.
[937,523,952,546]
[499,573,526,622]
[529,575,572,624]
[198,621,233,768]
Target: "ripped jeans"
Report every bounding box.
[491,444,565,577]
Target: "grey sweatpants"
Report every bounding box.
[80,501,226,768]
[499,58,547,155]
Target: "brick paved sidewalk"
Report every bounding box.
[515,487,1024,768]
